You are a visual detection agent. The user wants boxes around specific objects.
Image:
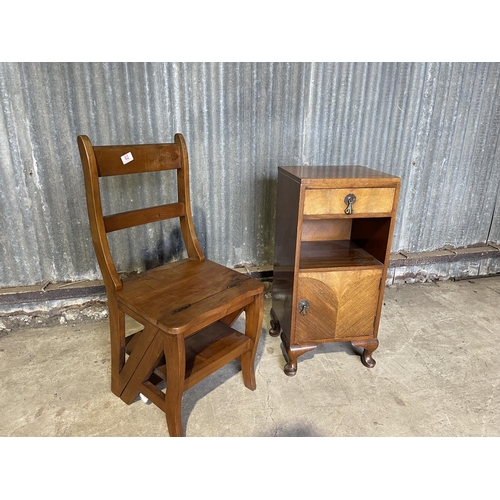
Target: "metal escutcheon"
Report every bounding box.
[344,193,357,214]
[298,300,310,316]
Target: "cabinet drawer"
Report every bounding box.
[303,188,395,216]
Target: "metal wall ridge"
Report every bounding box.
[1,245,499,313]
[389,244,500,267]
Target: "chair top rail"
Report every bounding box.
[94,143,182,176]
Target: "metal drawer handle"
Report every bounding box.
[299,300,310,315]
[344,193,357,214]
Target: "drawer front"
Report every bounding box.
[295,268,382,343]
[303,187,395,216]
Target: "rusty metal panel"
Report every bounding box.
[1,62,500,288]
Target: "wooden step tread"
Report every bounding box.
[153,321,251,390]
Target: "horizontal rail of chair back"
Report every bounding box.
[94,143,182,176]
[103,202,186,232]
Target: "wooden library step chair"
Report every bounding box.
[77,133,264,437]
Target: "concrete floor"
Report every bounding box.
[1,276,499,438]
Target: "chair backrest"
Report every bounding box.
[77,133,204,292]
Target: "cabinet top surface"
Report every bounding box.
[279,165,400,186]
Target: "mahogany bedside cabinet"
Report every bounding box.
[269,165,400,376]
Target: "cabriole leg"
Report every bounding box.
[352,338,379,368]
[281,338,317,377]
[269,308,281,337]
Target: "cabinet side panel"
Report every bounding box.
[372,180,401,337]
[272,171,301,341]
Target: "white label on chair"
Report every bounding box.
[121,152,134,164]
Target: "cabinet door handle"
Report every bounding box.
[298,300,310,315]
[344,193,357,214]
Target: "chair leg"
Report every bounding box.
[107,295,126,397]
[163,333,186,437]
[240,293,264,391]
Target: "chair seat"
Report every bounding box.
[116,259,264,336]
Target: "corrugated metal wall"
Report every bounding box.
[1,62,499,288]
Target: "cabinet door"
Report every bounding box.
[295,268,382,343]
